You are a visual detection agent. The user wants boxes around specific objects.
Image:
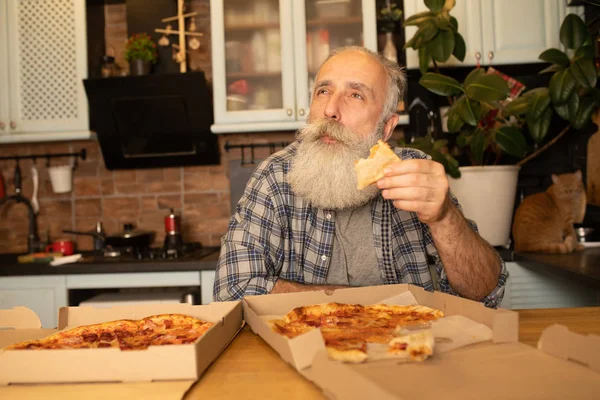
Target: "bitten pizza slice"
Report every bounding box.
[387,329,435,362]
[354,140,401,190]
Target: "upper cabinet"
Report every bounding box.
[210,0,379,134]
[404,0,571,69]
[0,0,90,143]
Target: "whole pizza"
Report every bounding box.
[4,314,213,351]
[270,302,443,363]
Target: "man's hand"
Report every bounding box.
[377,159,450,224]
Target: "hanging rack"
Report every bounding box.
[224,141,290,166]
[0,148,87,165]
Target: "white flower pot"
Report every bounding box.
[448,165,521,248]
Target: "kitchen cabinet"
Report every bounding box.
[404,0,576,69]
[0,0,91,144]
[210,0,408,134]
[0,276,67,328]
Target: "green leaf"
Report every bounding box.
[495,126,528,158]
[560,14,588,50]
[454,96,477,126]
[591,88,600,105]
[549,69,577,105]
[434,14,452,30]
[470,129,486,165]
[554,104,570,120]
[418,47,430,74]
[428,30,455,62]
[572,97,596,129]
[538,48,570,68]
[570,58,597,89]
[539,64,562,75]
[528,107,553,144]
[433,139,448,151]
[403,11,435,27]
[528,88,551,120]
[419,73,463,96]
[567,90,580,122]
[404,30,423,49]
[503,96,530,116]
[425,0,445,12]
[450,16,458,32]
[466,74,510,102]
[443,153,461,178]
[453,33,466,62]
[464,68,485,88]
[456,130,471,148]
[575,45,594,60]
[446,110,464,133]
[420,20,439,41]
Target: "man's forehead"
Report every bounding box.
[316,51,384,91]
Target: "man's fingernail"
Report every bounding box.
[383,168,391,175]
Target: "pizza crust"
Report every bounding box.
[354,140,401,190]
[388,330,434,361]
[327,346,368,363]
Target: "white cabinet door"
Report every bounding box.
[5,0,88,134]
[0,276,68,328]
[210,0,297,126]
[480,0,561,66]
[0,1,9,136]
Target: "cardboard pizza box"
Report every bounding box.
[242,284,600,399]
[0,301,243,385]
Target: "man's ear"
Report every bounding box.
[382,113,399,142]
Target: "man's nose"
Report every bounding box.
[324,93,341,121]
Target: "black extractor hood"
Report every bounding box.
[84,72,219,170]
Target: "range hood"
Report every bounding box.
[84,72,219,170]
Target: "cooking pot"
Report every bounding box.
[64,223,155,249]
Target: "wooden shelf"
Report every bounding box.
[306,17,362,26]
[225,22,280,31]
[226,71,282,79]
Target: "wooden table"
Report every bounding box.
[1,307,599,400]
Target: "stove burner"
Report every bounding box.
[96,242,209,262]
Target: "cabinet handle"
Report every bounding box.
[488,51,494,60]
[0,122,4,130]
[475,52,481,60]
[298,108,305,116]
[10,121,16,130]
[286,108,293,117]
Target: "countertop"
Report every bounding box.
[514,247,600,289]
[0,248,221,277]
[0,307,598,399]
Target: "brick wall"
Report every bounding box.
[0,133,295,253]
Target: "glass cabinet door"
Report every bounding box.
[212,0,296,125]
[293,0,377,122]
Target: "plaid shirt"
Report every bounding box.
[214,142,507,308]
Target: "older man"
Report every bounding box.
[214,46,507,308]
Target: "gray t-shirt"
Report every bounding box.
[326,202,383,287]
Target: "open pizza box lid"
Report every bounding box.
[0,307,57,350]
[243,284,600,399]
[0,301,243,385]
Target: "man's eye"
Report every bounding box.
[351,93,363,100]
[317,89,328,95]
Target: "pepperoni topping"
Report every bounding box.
[164,319,173,329]
[99,332,114,341]
[98,342,112,348]
[82,333,98,342]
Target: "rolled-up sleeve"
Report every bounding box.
[425,191,509,309]
[213,174,284,302]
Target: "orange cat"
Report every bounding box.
[512,171,586,254]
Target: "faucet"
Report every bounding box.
[0,163,40,254]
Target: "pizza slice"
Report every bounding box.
[388,329,434,362]
[354,140,401,190]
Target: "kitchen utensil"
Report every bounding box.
[48,165,72,193]
[50,253,82,267]
[31,163,39,214]
[164,209,183,251]
[64,223,155,249]
[45,240,75,256]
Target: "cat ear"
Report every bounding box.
[551,174,559,184]
[575,170,582,180]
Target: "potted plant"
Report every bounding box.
[376,1,403,63]
[402,3,600,247]
[125,33,158,76]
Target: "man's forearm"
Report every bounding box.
[271,279,347,295]
[428,200,501,300]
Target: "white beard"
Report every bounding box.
[287,118,383,210]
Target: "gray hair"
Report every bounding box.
[317,46,407,121]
